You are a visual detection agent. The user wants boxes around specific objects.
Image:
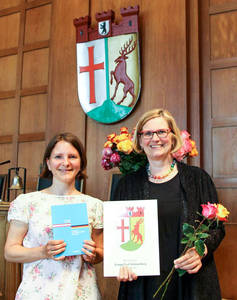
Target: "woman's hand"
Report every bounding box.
[44,240,66,261]
[117,266,138,282]
[82,240,97,263]
[174,246,207,274]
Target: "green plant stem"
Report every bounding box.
[153,266,175,298]
[153,217,216,299]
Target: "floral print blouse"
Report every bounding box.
[8,191,103,300]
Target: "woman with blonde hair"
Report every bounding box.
[114,109,225,300]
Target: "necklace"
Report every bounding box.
[146,160,176,180]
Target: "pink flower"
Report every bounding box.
[110,152,121,165]
[172,130,194,161]
[101,158,112,170]
[180,130,190,139]
[201,202,217,219]
[102,147,113,158]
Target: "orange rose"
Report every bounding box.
[107,133,116,141]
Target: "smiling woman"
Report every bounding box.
[4,132,104,300]
[113,108,225,300]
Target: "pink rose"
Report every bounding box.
[180,130,190,139]
[201,202,217,219]
[101,158,112,170]
[110,152,121,165]
[102,147,113,158]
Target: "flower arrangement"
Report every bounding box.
[101,128,198,174]
[172,130,198,162]
[101,127,148,174]
[153,202,230,299]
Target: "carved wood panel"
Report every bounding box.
[200,0,237,298]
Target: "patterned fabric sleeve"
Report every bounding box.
[7,193,30,224]
[92,199,103,229]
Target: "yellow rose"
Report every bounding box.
[215,204,230,221]
[114,133,130,144]
[117,140,133,154]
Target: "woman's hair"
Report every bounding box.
[133,108,183,154]
[40,132,87,179]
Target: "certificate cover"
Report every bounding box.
[51,203,90,257]
[104,199,160,277]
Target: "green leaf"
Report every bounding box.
[176,268,186,277]
[181,237,189,244]
[197,233,209,239]
[196,224,209,232]
[194,239,205,256]
[182,223,195,237]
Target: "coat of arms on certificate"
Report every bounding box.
[104,200,160,277]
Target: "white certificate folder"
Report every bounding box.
[104,199,160,277]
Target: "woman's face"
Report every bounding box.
[139,117,173,161]
[46,141,81,184]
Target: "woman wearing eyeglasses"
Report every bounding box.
[113,109,225,300]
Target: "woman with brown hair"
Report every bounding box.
[5,132,103,300]
[114,109,225,300]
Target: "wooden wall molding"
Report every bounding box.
[210,57,237,69]
[0,48,18,58]
[20,85,48,97]
[0,91,15,100]
[210,2,237,15]
[0,136,12,144]
[23,41,50,53]
[18,132,45,143]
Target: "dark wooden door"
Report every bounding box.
[200,0,237,298]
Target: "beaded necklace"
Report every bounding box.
[146,159,176,180]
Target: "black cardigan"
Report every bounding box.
[113,161,225,300]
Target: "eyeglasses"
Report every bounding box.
[139,129,171,139]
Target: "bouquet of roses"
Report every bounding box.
[101,128,198,175]
[153,202,229,299]
[101,127,148,174]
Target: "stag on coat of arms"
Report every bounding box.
[110,37,137,106]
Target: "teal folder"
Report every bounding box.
[51,203,90,257]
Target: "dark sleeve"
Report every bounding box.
[198,169,225,257]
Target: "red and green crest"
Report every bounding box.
[74,6,140,124]
[117,206,145,251]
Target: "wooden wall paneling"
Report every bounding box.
[0,55,18,92]
[47,0,89,141]
[18,141,46,192]
[213,127,237,177]
[0,13,20,51]
[210,10,237,60]
[0,0,22,11]
[24,4,51,45]
[214,224,237,299]
[19,94,47,134]
[200,0,237,298]
[186,0,201,166]
[0,144,12,175]
[0,99,16,135]
[21,48,49,89]
[211,67,237,119]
